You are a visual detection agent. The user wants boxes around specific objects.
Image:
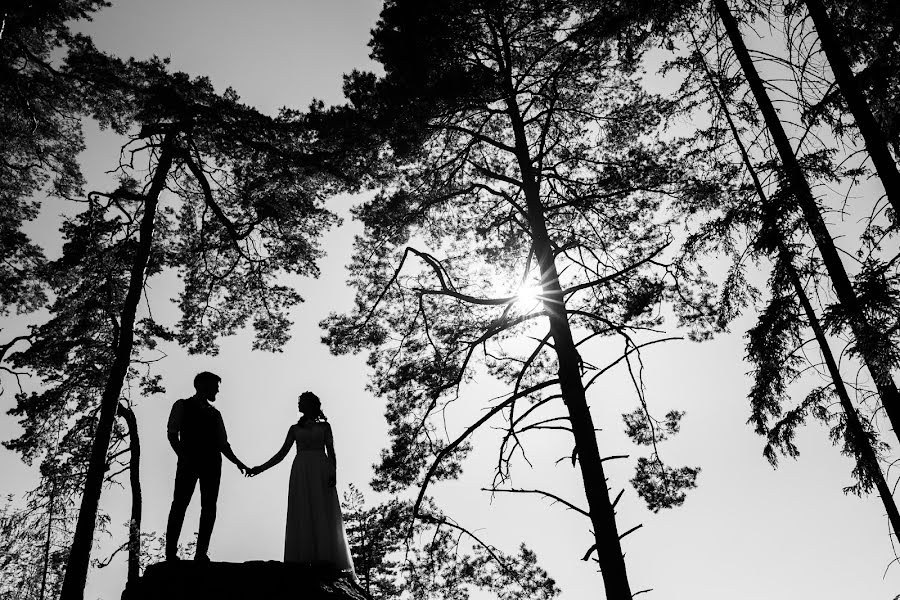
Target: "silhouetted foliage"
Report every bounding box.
[623,410,700,512]
[784,0,900,188]
[0,0,107,314]
[3,40,345,598]
[324,2,710,597]
[341,486,404,599]
[341,485,558,600]
[642,0,900,541]
[0,470,82,600]
[4,0,900,596]
[95,531,198,577]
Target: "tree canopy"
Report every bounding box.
[3,0,900,598]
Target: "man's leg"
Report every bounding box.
[195,462,222,560]
[165,462,198,560]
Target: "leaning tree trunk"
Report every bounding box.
[782,247,900,541]
[504,84,633,600]
[60,133,176,600]
[805,0,900,221]
[117,402,142,585]
[714,0,900,442]
[802,0,900,219]
[696,42,900,542]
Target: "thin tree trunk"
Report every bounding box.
[714,0,900,442]
[802,0,900,218]
[60,133,176,600]
[697,35,900,543]
[117,402,142,585]
[782,247,900,541]
[361,519,371,595]
[39,482,54,600]
[503,67,633,600]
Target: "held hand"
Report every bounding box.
[237,463,248,476]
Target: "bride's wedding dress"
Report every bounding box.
[284,421,354,571]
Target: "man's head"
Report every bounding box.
[193,371,221,402]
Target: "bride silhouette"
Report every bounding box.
[249,391,354,573]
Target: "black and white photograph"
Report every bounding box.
[1,1,899,599]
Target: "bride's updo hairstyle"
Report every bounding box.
[298,391,327,425]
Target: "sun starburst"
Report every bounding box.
[513,283,544,311]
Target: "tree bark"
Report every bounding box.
[802,0,900,219]
[714,0,900,442]
[696,39,900,542]
[117,402,142,585]
[60,133,176,600]
[503,72,633,600]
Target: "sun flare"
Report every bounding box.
[514,283,544,309]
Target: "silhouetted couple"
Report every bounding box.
[165,372,354,573]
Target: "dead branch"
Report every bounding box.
[409,379,561,537]
[618,523,642,540]
[416,513,512,573]
[481,486,590,518]
[561,243,670,297]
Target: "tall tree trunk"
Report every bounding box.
[782,246,900,541]
[60,133,176,600]
[802,0,900,219]
[714,0,900,442]
[39,481,54,600]
[529,177,632,600]
[117,402,141,585]
[503,73,633,600]
[696,30,900,543]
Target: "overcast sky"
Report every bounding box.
[1,1,897,599]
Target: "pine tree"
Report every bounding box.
[340,485,558,600]
[630,0,900,543]
[797,0,900,219]
[693,37,900,540]
[0,0,108,314]
[2,43,343,599]
[702,0,900,452]
[323,2,709,597]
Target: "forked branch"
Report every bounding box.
[409,379,560,537]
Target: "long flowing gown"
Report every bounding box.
[284,421,355,572]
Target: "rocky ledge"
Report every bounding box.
[122,560,371,600]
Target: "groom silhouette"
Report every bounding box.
[165,371,247,561]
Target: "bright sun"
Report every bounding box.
[514,283,544,309]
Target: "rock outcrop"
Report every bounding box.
[122,560,371,600]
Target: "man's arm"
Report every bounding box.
[217,412,247,474]
[167,401,183,456]
[221,445,247,474]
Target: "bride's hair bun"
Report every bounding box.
[298,391,327,423]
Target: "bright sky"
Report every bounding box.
[1,1,897,599]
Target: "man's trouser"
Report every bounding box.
[165,456,222,558]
